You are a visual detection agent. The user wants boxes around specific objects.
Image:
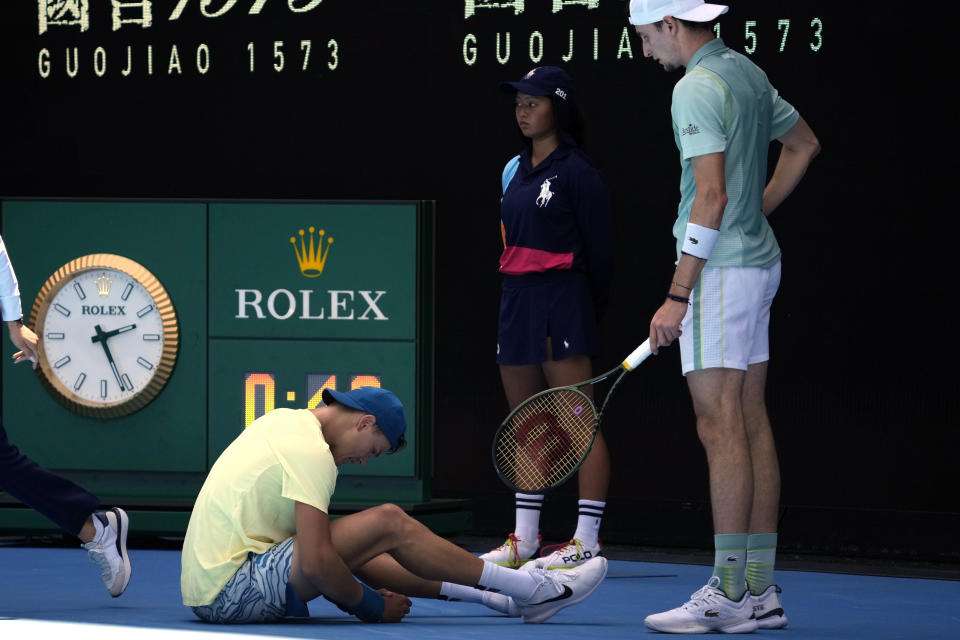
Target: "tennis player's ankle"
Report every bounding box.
[515,528,538,544]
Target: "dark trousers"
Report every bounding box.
[0,422,100,536]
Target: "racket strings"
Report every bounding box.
[495,388,596,492]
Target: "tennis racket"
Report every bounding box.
[492,339,654,494]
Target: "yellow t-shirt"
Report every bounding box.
[180,408,338,606]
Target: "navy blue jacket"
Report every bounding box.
[500,144,613,317]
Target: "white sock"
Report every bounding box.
[572,499,605,547]
[481,590,518,615]
[478,560,542,601]
[441,580,517,614]
[515,493,543,543]
[438,582,484,604]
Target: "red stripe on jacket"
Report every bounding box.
[499,245,574,275]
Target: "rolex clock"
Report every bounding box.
[28,254,179,418]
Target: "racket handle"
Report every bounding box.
[622,339,653,370]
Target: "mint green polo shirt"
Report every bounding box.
[670,38,799,268]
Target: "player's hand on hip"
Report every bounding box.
[377,589,412,622]
[649,300,688,354]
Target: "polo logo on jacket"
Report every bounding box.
[536,176,557,208]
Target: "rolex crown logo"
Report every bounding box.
[95,274,112,297]
[290,226,334,278]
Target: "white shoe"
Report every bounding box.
[751,584,788,629]
[478,533,541,569]
[516,555,608,624]
[481,591,521,616]
[644,576,757,634]
[82,508,131,597]
[523,538,602,570]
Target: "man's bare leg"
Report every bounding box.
[325,504,486,590]
[741,362,779,533]
[686,367,752,533]
[741,361,782,599]
[686,367,751,600]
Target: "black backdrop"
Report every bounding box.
[1,1,956,561]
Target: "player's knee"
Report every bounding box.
[370,503,413,533]
[695,412,745,448]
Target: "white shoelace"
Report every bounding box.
[680,577,726,611]
[86,546,112,579]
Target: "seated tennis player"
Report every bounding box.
[181,386,607,624]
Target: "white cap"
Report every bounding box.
[629,0,729,26]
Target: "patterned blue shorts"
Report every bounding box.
[192,537,309,623]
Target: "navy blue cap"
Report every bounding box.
[501,66,574,102]
[321,387,407,451]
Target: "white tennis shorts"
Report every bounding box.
[679,262,781,374]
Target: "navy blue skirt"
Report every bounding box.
[497,270,599,366]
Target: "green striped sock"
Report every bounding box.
[746,533,778,595]
[711,533,747,600]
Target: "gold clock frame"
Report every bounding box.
[28,254,180,419]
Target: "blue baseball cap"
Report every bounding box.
[321,387,407,452]
[501,66,574,101]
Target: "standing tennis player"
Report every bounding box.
[628,1,820,633]
[0,233,131,597]
[181,386,607,625]
[482,66,615,572]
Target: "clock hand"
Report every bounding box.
[91,324,127,392]
[97,323,138,341]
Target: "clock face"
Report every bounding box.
[30,254,179,418]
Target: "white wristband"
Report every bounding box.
[681,223,719,260]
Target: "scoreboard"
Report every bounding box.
[0,199,436,532]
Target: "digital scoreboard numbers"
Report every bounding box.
[243,373,383,428]
[210,337,416,478]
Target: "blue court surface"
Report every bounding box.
[1,546,958,639]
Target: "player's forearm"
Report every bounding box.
[762,144,820,216]
[295,547,364,606]
[763,117,821,216]
[671,188,724,296]
[669,253,707,298]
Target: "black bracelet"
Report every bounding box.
[666,293,690,304]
